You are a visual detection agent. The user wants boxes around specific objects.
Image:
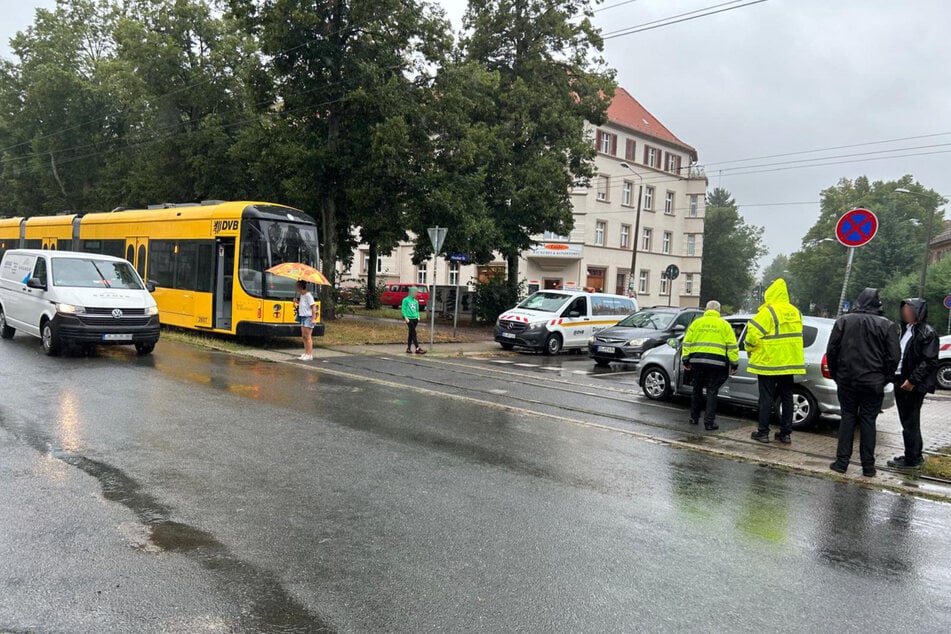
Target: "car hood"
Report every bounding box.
[595,325,666,343]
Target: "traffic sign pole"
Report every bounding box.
[836,247,855,318]
[426,226,448,351]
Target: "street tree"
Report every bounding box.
[700,187,767,309]
[461,0,615,285]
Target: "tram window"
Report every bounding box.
[24,239,42,249]
[149,240,175,287]
[174,241,198,291]
[58,239,72,250]
[196,242,214,293]
[82,240,101,253]
[102,240,125,258]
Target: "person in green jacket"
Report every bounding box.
[682,300,739,430]
[745,278,805,444]
[402,287,426,354]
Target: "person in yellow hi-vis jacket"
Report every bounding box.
[682,300,739,430]
[745,278,806,444]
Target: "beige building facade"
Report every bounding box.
[341,87,707,308]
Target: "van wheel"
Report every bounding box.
[135,342,155,356]
[41,320,61,356]
[543,333,563,355]
[0,308,15,339]
[936,361,951,391]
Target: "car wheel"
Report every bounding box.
[41,319,61,356]
[0,307,15,339]
[499,343,515,350]
[784,387,819,430]
[594,358,611,368]
[542,333,563,356]
[641,366,671,400]
[135,342,155,356]
[936,361,951,391]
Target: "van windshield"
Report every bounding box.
[517,292,571,312]
[52,258,145,290]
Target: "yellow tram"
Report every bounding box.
[0,201,323,338]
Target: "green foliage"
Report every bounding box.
[881,256,951,328]
[788,176,945,314]
[700,187,768,309]
[472,277,523,324]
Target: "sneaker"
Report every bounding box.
[415,348,427,355]
[829,462,847,474]
[298,354,313,361]
[704,423,719,431]
[751,431,770,443]
[406,349,413,354]
[886,456,923,469]
[862,467,877,478]
[775,433,792,444]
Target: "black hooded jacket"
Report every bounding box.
[897,298,940,393]
[826,288,900,390]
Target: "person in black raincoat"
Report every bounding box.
[826,288,900,476]
[887,298,940,469]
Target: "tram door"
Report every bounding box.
[214,238,235,331]
[124,237,149,280]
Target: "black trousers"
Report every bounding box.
[834,385,884,470]
[757,374,795,435]
[406,318,419,349]
[895,386,926,464]
[690,366,727,425]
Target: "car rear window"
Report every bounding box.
[803,325,819,348]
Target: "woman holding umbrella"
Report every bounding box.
[294,280,317,361]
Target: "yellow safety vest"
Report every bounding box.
[682,309,740,369]
[745,279,806,375]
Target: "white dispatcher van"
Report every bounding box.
[494,290,639,355]
[0,249,160,356]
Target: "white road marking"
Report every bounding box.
[489,360,514,364]
[514,363,540,368]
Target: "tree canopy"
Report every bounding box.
[699,187,767,309]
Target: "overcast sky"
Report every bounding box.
[3,0,951,264]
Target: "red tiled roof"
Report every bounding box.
[606,87,695,155]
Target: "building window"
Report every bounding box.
[596,175,609,201]
[645,146,658,168]
[417,261,427,285]
[685,274,694,295]
[660,276,669,296]
[616,272,627,296]
[543,230,569,241]
[625,139,636,161]
[644,186,654,211]
[641,227,652,252]
[595,221,606,246]
[667,153,681,173]
[448,262,460,285]
[363,254,384,274]
[662,231,671,254]
[620,224,631,249]
[597,130,617,155]
[638,269,649,294]
[622,180,633,207]
[689,195,699,217]
[686,234,696,256]
[665,191,675,215]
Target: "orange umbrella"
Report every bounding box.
[266,262,331,285]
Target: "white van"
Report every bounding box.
[0,249,160,356]
[494,290,638,355]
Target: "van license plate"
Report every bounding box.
[103,333,133,341]
[597,346,616,353]
[501,332,516,339]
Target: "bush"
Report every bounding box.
[472,277,523,324]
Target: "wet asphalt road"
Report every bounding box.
[1,337,950,632]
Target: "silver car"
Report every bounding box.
[635,315,896,429]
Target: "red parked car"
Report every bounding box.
[380,283,429,310]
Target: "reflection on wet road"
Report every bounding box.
[0,338,949,632]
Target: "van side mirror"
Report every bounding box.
[146,281,157,293]
[26,277,46,290]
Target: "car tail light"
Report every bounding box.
[821,354,832,379]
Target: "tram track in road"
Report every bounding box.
[312,354,752,438]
